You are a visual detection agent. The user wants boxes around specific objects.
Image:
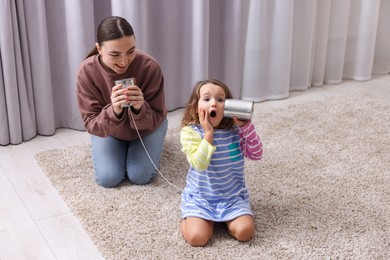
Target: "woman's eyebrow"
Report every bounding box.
[110,46,135,54]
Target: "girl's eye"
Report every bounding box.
[203,97,210,101]
[218,98,225,102]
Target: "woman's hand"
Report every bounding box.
[111,84,127,116]
[123,85,144,111]
[111,83,144,116]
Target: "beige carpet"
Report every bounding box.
[35,92,390,259]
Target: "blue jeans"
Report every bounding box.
[91,119,168,188]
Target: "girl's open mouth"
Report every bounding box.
[210,111,217,118]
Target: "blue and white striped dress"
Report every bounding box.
[180,122,263,222]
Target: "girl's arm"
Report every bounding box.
[180,126,216,171]
[238,121,263,160]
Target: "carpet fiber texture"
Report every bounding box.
[35,93,390,259]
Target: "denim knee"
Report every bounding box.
[126,119,167,185]
[127,166,155,185]
[95,170,125,188]
[91,135,127,188]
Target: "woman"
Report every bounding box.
[76,16,167,188]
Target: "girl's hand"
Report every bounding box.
[199,108,214,144]
[199,108,213,132]
[233,117,248,127]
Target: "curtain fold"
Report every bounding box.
[343,0,380,80]
[373,0,390,74]
[311,0,332,87]
[290,0,317,90]
[0,0,54,145]
[45,0,94,130]
[24,1,55,134]
[1,0,389,145]
[208,0,250,99]
[242,0,294,101]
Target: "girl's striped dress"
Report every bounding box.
[180,121,263,222]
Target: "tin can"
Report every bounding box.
[115,78,135,107]
[224,99,254,120]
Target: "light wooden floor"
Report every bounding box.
[1,75,389,259]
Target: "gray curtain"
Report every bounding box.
[1,0,389,145]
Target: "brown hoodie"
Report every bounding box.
[76,49,167,140]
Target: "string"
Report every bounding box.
[129,108,183,194]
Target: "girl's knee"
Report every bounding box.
[232,224,254,242]
[181,218,213,247]
[228,216,255,242]
[184,229,210,246]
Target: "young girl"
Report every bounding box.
[180,79,263,246]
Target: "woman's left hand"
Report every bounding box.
[124,85,144,111]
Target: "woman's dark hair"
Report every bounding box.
[85,16,135,59]
[181,79,234,129]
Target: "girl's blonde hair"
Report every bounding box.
[181,79,234,129]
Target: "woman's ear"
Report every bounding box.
[95,43,102,55]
